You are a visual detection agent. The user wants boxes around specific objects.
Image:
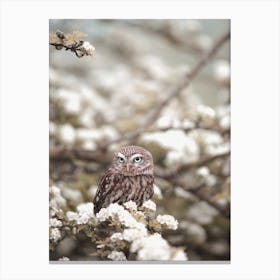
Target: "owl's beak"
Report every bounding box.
[126,163,130,172]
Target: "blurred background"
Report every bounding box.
[49,19,230,261]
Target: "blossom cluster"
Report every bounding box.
[49,181,187,261]
[66,202,95,225]
[94,201,187,261]
[49,186,66,245]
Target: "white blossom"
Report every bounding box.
[123,200,138,212]
[165,150,185,166]
[59,124,76,144]
[49,218,62,228]
[216,105,230,119]
[108,250,127,261]
[76,126,118,143]
[92,66,131,94]
[197,166,210,177]
[50,196,66,209]
[96,203,146,231]
[95,203,123,222]
[64,95,82,114]
[80,86,108,113]
[134,210,145,218]
[197,105,216,127]
[76,202,95,224]
[77,214,89,224]
[156,215,178,230]
[171,249,188,260]
[157,115,181,129]
[189,129,228,156]
[131,233,171,260]
[77,202,94,215]
[181,119,195,130]
[55,89,82,115]
[205,142,230,156]
[156,115,173,129]
[101,126,119,141]
[122,228,148,242]
[110,232,123,242]
[61,186,82,202]
[49,186,66,208]
[66,211,79,221]
[213,59,230,85]
[82,139,97,150]
[49,185,61,196]
[135,55,169,81]
[143,130,199,165]
[142,200,156,212]
[191,129,223,146]
[76,128,96,141]
[80,41,95,56]
[50,228,62,242]
[219,115,230,130]
[49,209,56,217]
[66,203,94,224]
[79,110,95,128]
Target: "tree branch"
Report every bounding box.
[172,178,230,218]
[100,31,230,148]
[145,120,230,136]
[49,146,110,164]
[155,151,230,179]
[49,30,95,57]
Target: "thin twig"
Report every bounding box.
[49,30,95,57]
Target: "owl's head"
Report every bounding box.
[112,145,154,176]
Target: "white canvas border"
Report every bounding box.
[0,0,279,280]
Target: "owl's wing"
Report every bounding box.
[93,169,119,214]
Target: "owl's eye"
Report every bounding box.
[118,157,125,163]
[133,156,143,163]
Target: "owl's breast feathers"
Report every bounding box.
[93,171,154,214]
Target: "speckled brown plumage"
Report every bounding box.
[93,146,154,214]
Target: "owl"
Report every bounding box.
[93,145,154,214]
